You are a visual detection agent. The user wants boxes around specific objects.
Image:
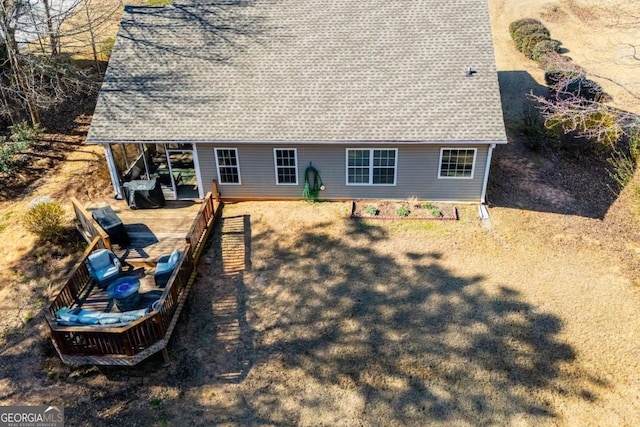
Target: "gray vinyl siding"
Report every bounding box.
[196,144,489,202]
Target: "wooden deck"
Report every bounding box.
[84,199,202,264]
[47,190,221,366]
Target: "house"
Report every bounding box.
[87,0,507,203]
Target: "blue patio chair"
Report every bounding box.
[86,249,122,288]
[154,249,181,287]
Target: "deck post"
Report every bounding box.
[162,347,170,365]
[212,180,220,203]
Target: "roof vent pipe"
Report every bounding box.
[466,67,477,77]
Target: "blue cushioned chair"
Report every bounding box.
[154,249,181,287]
[86,249,122,288]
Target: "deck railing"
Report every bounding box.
[71,197,111,250]
[185,191,219,260]
[46,193,222,365]
[45,245,193,360]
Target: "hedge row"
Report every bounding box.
[509,18,558,61]
[510,18,608,102]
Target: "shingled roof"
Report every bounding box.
[87,0,507,144]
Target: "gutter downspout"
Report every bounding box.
[104,144,123,199]
[480,143,496,204]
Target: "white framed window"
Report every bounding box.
[214,148,241,184]
[346,148,397,185]
[273,148,298,185]
[438,148,476,179]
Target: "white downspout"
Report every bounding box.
[480,143,496,204]
[104,144,123,199]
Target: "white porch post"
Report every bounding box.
[192,143,205,199]
[480,143,496,204]
[103,144,123,199]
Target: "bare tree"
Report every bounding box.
[530,5,640,148]
[0,0,121,126]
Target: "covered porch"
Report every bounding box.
[101,142,204,202]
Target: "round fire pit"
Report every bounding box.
[107,276,141,312]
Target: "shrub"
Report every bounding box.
[429,208,443,217]
[509,18,545,38]
[607,150,636,192]
[396,205,410,217]
[0,137,29,174]
[9,121,44,144]
[364,205,378,216]
[517,103,547,150]
[532,39,561,63]
[512,23,550,52]
[545,69,608,101]
[23,201,66,243]
[629,131,640,161]
[521,32,552,59]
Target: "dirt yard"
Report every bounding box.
[1,0,640,425]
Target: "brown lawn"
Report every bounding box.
[1,0,640,425]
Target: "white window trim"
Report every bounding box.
[345,148,398,186]
[438,147,477,180]
[273,148,299,185]
[214,147,242,185]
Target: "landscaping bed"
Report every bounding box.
[350,200,458,220]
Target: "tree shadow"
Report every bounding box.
[490,70,619,219]
[0,203,610,425]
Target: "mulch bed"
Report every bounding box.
[350,200,458,220]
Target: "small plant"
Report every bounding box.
[396,205,410,217]
[429,208,443,217]
[607,150,636,192]
[364,205,378,216]
[10,121,44,144]
[23,201,66,243]
[517,103,547,150]
[150,398,163,410]
[423,202,437,210]
[0,137,29,174]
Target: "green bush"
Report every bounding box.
[364,205,378,216]
[512,23,550,52]
[532,39,561,63]
[607,150,636,192]
[396,205,410,217]
[521,32,552,59]
[509,18,545,38]
[9,121,44,144]
[23,201,66,243]
[429,208,443,217]
[0,137,29,174]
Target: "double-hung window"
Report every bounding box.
[346,148,397,185]
[438,148,476,179]
[273,149,298,185]
[215,148,241,184]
